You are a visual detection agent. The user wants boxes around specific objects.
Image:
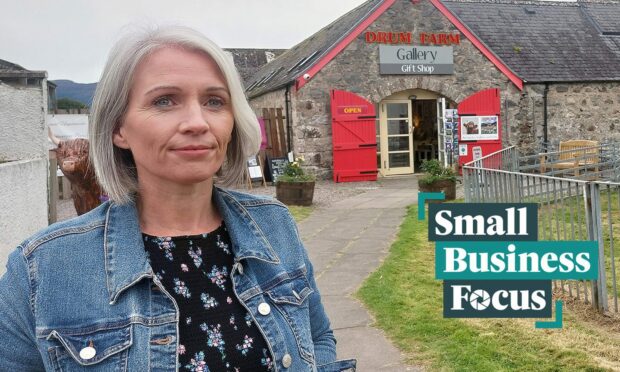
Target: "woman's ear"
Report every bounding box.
[112,125,130,149]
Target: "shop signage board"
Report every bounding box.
[379,45,453,75]
[267,157,289,183]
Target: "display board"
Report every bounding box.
[460,115,499,141]
[247,155,263,181]
[440,108,459,167]
[267,157,289,183]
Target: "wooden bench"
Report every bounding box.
[540,140,600,178]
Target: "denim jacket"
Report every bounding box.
[0,187,356,372]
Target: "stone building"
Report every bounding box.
[0,59,52,272]
[246,0,620,180]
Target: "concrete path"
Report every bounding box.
[298,177,423,372]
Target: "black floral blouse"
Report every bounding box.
[143,222,274,372]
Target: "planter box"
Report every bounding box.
[276,181,315,206]
[418,179,456,200]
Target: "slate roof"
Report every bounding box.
[0,58,46,78]
[442,0,620,82]
[225,48,286,86]
[246,0,383,98]
[246,0,620,96]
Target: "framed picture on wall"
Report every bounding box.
[460,116,499,141]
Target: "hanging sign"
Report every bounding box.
[379,45,453,75]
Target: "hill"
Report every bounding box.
[52,80,97,107]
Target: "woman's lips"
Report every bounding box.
[171,146,212,156]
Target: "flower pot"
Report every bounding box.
[276,181,315,206]
[418,179,456,200]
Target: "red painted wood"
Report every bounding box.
[295,0,397,91]
[430,0,523,90]
[457,88,503,170]
[331,89,378,182]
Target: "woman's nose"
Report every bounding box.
[179,101,209,134]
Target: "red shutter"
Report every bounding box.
[331,90,378,182]
[457,88,503,169]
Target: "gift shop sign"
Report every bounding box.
[379,45,453,75]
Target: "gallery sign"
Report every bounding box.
[379,45,453,75]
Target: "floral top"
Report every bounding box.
[143,222,274,372]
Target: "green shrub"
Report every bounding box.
[276,156,316,182]
[419,159,457,185]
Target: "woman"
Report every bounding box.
[0,26,355,372]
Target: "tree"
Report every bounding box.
[57,98,87,109]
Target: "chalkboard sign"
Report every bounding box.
[268,157,289,183]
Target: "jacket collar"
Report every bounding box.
[104,187,279,303]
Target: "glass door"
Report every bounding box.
[379,100,414,175]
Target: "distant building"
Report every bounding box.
[0,58,51,272]
[225,49,287,86]
[246,0,620,180]
[0,59,56,111]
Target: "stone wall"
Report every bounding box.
[290,0,520,177]
[248,88,287,119]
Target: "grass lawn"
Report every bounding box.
[357,204,619,371]
[288,205,313,222]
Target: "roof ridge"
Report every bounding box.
[0,58,27,71]
[246,0,384,97]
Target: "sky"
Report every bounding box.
[0,0,367,83]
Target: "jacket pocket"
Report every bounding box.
[46,324,132,371]
[266,275,315,363]
[317,358,357,372]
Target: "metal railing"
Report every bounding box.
[463,145,620,313]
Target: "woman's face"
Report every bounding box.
[114,46,234,188]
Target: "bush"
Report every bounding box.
[419,159,457,185]
[276,156,316,182]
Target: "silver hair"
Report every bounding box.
[89,25,260,204]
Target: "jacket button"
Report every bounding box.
[79,346,96,360]
[237,263,244,275]
[258,302,271,315]
[282,353,292,368]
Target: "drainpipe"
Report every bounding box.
[285,84,292,153]
[543,82,549,151]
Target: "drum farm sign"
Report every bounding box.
[379,45,454,75]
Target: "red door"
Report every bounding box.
[331,90,378,182]
[457,88,503,170]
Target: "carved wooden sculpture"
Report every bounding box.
[50,130,103,215]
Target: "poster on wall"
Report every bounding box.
[460,116,499,141]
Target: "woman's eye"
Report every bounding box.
[153,96,173,107]
[205,97,225,108]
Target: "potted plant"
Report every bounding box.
[417,159,457,200]
[276,156,316,206]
